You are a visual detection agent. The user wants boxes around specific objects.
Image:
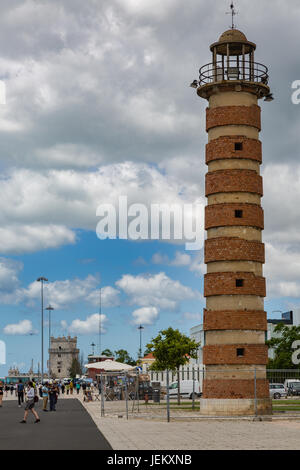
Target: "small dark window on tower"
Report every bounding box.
[237,348,245,357]
[235,142,243,151]
[236,279,244,287]
[58,368,61,373]
[235,210,243,218]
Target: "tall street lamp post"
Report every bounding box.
[37,277,48,383]
[45,305,54,378]
[138,325,144,360]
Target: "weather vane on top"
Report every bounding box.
[226,2,238,29]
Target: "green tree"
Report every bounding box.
[146,327,200,404]
[143,345,153,357]
[79,353,86,375]
[266,324,300,369]
[68,357,82,379]
[102,349,114,357]
[115,349,136,366]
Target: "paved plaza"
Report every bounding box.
[81,400,300,450]
[2,394,300,450]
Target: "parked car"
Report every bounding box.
[168,380,201,399]
[287,382,300,396]
[269,383,287,399]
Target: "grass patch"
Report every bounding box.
[273,406,300,412]
[140,401,196,406]
[272,400,300,405]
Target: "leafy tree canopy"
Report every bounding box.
[266,323,300,369]
[114,349,136,366]
[146,327,200,371]
[143,345,153,357]
[101,349,114,357]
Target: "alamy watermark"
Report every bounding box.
[292,340,300,365]
[0,81,5,105]
[96,196,203,250]
[291,81,300,104]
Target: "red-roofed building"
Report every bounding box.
[140,353,155,367]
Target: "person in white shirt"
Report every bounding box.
[20,381,40,424]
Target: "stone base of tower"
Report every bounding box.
[200,398,272,416]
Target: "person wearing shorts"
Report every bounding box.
[20,381,40,423]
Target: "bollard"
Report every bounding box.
[166,369,170,423]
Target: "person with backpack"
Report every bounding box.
[20,381,40,424]
[16,380,24,407]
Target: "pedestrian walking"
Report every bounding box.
[70,381,74,395]
[42,382,49,412]
[61,383,65,394]
[0,381,4,407]
[10,384,14,395]
[76,382,81,395]
[16,380,24,407]
[20,381,40,424]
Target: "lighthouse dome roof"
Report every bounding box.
[219,29,248,43]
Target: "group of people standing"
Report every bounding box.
[0,378,91,422]
[0,379,60,423]
[41,382,59,412]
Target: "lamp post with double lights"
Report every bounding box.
[91,342,96,357]
[37,277,48,383]
[45,305,54,378]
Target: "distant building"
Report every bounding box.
[6,365,41,384]
[49,336,79,379]
[140,353,155,370]
[87,354,113,364]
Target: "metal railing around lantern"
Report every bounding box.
[199,59,269,86]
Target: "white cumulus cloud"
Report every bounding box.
[65,313,107,335]
[3,319,34,335]
[116,272,199,310]
[132,306,159,325]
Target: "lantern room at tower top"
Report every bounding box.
[196,28,272,101]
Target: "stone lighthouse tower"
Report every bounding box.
[193,24,273,415]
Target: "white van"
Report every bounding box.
[283,379,300,391]
[168,380,201,399]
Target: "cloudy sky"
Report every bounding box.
[0,0,299,376]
